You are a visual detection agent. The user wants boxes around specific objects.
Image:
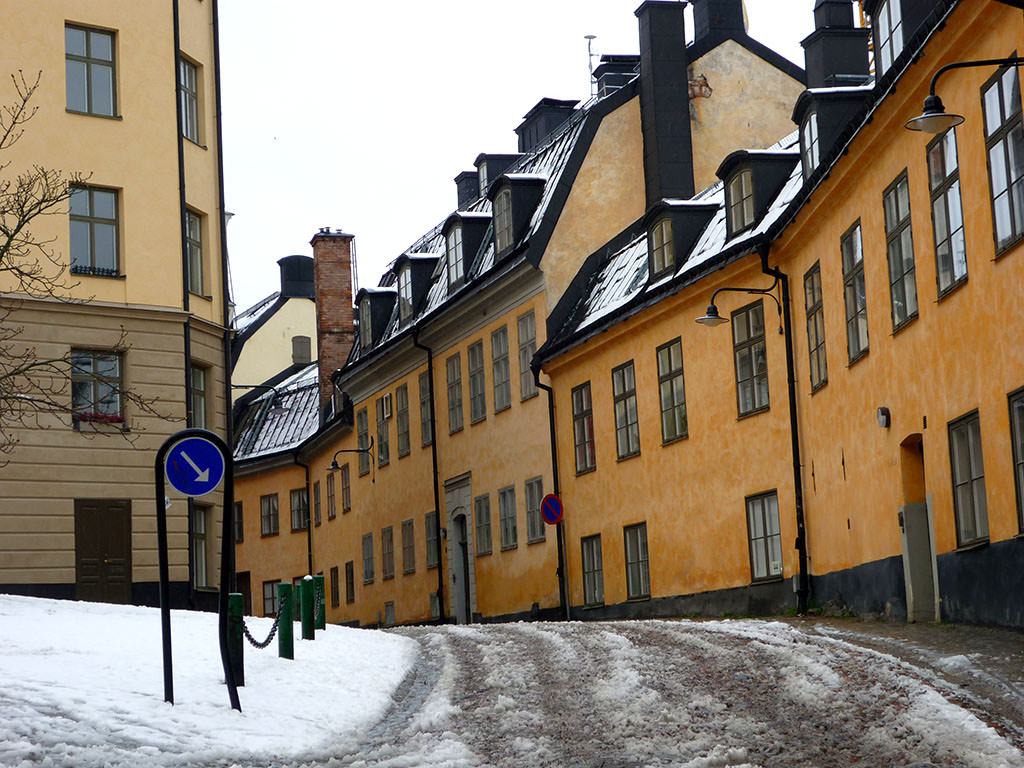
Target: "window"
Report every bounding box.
[260,493,279,536]
[526,477,545,543]
[656,339,687,443]
[492,326,511,412]
[612,361,640,459]
[475,495,492,555]
[883,171,918,330]
[494,188,513,252]
[949,412,988,546]
[340,464,351,513]
[381,527,395,580]
[426,512,439,568]
[402,519,415,573]
[290,488,309,532]
[733,302,769,417]
[572,382,596,474]
[649,218,674,277]
[376,396,390,467]
[1011,390,1024,529]
[362,533,374,584]
[581,535,604,606]
[65,25,115,117]
[727,169,754,235]
[624,523,650,599]
[385,385,407,459]
[313,481,321,526]
[446,226,464,287]
[745,492,783,581]
[327,472,337,519]
[419,371,433,446]
[430,592,441,619]
[262,580,280,616]
[71,349,123,424]
[384,601,395,627]
[359,299,372,349]
[178,57,199,142]
[801,112,819,179]
[186,209,203,295]
[518,311,538,400]
[398,266,413,321]
[233,501,243,543]
[190,365,206,429]
[447,353,463,433]
[357,408,370,476]
[874,0,903,75]
[345,561,355,603]
[478,162,489,197]
[69,186,119,276]
[841,221,869,362]
[804,263,828,391]
[192,505,209,589]
[330,566,340,608]
[928,128,968,294]
[468,341,486,423]
[983,65,1024,253]
[499,485,517,550]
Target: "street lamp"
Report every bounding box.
[906,56,1024,133]
[694,278,783,334]
[328,439,376,483]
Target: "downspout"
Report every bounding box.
[532,362,569,621]
[295,455,313,576]
[757,241,809,614]
[211,0,236,590]
[411,328,445,623]
[172,0,196,608]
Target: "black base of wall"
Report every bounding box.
[0,583,76,600]
[809,555,907,620]
[937,537,1024,627]
[3,582,207,612]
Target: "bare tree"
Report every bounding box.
[0,72,170,455]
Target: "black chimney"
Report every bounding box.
[454,170,479,210]
[691,0,745,45]
[278,254,314,299]
[515,98,579,153]
[593,54,640,97]
[635,0,694,205]
[801,0,871,88]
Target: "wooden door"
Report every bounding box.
[74,499,132,603]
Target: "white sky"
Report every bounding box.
[218,1,818,314]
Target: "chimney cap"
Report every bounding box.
[309,227,353,245]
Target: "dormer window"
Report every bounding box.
[649,218,674,277]
[801,112,819,180]
[727,169,755,236]
[397,265,413,321]
[494,188,513,253]
[359,298,371,349]
[478,163,489,197]
[875,0,903,75]
[446,226,464,287]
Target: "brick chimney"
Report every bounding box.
[310,228,355,413]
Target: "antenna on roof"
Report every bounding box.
[585,35,597,98]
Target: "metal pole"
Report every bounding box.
[228,592,244,686]
[153,448,173,705]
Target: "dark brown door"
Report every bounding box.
[75,499,132,603]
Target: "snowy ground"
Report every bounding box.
[2,596,1023,767]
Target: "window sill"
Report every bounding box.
[616,451,641,463]
[427,564,438,570]
[70,267,124,279]
[581,602,605,610]
[527,536,546,545]
[260,531,279,538]
[955,538,989,553]
[476,550,492,557]
[936,276,968,302]
[403,568,415,575]
[994,233,1024,260]
[397,450,410,460]
[626,594,651,602]
[383,575,394,581]
[736,405,769,422]
[501,544,518,552]
[891,313,918,337]
[847,349,869,368]
[363,580,374,586]
[290,527,308,534]
[184,136,208,150]
[661,434,688,447]
[449,427,463,436]
[378,461,389,469]
[470,415,486,426]
[189,291,213,302]
[751,575,784,585]
[575,466,597,477]
[494,404,511,415]
[194,586,217,594]
[810,379,828,395]
[66,108,122,121]
[521,391,539,403]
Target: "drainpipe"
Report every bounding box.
[412,329,445,623]
[757,241,809,614]
[295,456,313,576]
[532,362,569,621]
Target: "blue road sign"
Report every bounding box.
[165,436,225,497]
[541,493,563,525]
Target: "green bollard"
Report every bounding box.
[277,583,294,660]
[300,576,314,640]
[228,592,245,686]
[313,574,326,630]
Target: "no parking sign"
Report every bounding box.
[540,494,563,525]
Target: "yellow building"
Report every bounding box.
[0,1,230,608]
[536,0,1024,628]
[234,0,807,624]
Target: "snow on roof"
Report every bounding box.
[233,291,280,332]
[234,363,321,461]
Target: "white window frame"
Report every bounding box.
[446,226,464,287]
[518,311,537,400]
[581,534,604,606]
[494,188,513,252]
[624,523,650,599]
[475,494,492,555]
[649,218,673,276]
[499,485,517,550]
[746,491,783,581]
[525,476,545,543]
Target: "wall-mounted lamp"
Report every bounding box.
[694,277,783,334]
[877,406,891,429]
[906,56,1024,133]
[328,438,376,483]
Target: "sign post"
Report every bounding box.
[154,428,239,711]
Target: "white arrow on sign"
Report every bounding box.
[180,450,210,483]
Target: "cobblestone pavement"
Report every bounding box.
[309,619,1024,768]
